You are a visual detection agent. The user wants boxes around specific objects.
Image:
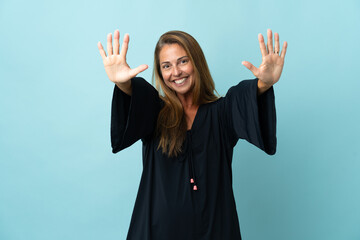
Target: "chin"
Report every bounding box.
[172,85,193,96]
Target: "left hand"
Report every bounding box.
[242,29,288,88]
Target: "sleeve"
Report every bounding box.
[110,77,161,153]
[222,78,277,155]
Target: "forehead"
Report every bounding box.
[159,44,187,62]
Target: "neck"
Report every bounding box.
[177,91,198,110]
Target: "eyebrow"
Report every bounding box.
[161,56,188,65]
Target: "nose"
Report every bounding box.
[172,65,182,77]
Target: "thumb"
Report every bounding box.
[129,64,148,78]
[242,61,258,76]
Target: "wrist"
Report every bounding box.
[115,80,132,96]
[257,79,272,95]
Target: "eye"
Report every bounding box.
[180,59,188,64]
[162,64,170,69]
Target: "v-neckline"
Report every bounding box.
[186,104,203,132]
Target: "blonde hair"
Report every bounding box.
[152,30,219,157]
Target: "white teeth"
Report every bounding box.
[174,78,186,84]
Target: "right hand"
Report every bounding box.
[97,30,148,84]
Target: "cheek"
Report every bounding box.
[188,65,194,75]
[164,79,171,88]
[162,74,172,89]
[161,70,171,82]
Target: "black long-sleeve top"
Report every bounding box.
[111,77,276,240]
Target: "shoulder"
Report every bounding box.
[199,97,225,116]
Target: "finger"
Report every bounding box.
[258,33,267,57]
[120,33,129,60]
[129,64,148,78]
[107,33,113,56]
[280,41,288,59]
[274,32,280,55]
[242,61,259,76]
[113,30,120,55]
[97,41,107,60]
[267,29,274,54]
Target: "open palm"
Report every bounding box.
[97,30,148,84]
[242,29,288,87]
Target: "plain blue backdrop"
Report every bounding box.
[1,0,359,239]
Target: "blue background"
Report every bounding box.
[1,0,359,239]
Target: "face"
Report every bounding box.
[159,44,195,97]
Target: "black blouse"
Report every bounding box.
[111,77,276,240]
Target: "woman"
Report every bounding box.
[98,29,287,240]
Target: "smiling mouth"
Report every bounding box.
[172,77,187,84]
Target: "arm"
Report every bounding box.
[111,77,161,153]
[222,78,276,155]
[222,29,287,153]
[98,30,157,153]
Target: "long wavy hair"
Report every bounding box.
[152,30,219,157]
